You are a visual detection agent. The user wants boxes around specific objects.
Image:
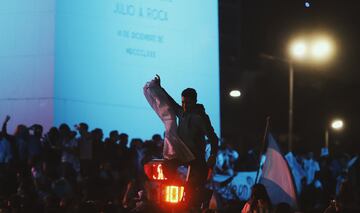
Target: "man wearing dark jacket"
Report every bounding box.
[154,75,218,210]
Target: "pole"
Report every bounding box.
[325,128,329,149]
[289,61,294,152]
[255,117,271,183]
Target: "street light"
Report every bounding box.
[261,34,335,151]
[287,35,335,152]
[331,119,344,130]
[311,39,333,60]
[289,36,335,63]
[289,40,307,60]
[325,119,344,151]
[229,90,241,98]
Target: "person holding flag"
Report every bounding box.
[143,75,219,211]
[248,118,298,212]
[241,183,272,213]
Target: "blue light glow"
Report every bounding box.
[0,0,55,132]
[55,0,220,138]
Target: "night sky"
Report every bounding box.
[219,0,360,156]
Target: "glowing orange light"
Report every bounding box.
[165,185,184,203]
[152,164,167,180]
[144,161,167,181]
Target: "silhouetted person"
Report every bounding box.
[154,75,219,210]
[42,126,62,180]
[118,133,131,195]
[27,124,43,164]
[2,116,30,170]
[0,125,13,164]
[76,122,93,177]
[59,126,79,181]
[104,130,120,169]
[118,133,130,170]
[241,183,272,213]
[91,128,104,166]
[299,176,317,212]
[151,134,163,159]
[274,202,293,213]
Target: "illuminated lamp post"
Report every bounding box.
[325,119,344,153]
[229,89,241,98]
[287,35,335,151]
[261,34,335,152]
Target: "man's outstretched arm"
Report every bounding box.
[154,75,182,116]
[1,115,10,137]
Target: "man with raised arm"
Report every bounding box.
[144,75,218,210]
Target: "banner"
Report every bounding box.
[211,171,257,201]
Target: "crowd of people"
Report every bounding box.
[214,139,360,212]
[0,116,164,212]
[0,115,359,212]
